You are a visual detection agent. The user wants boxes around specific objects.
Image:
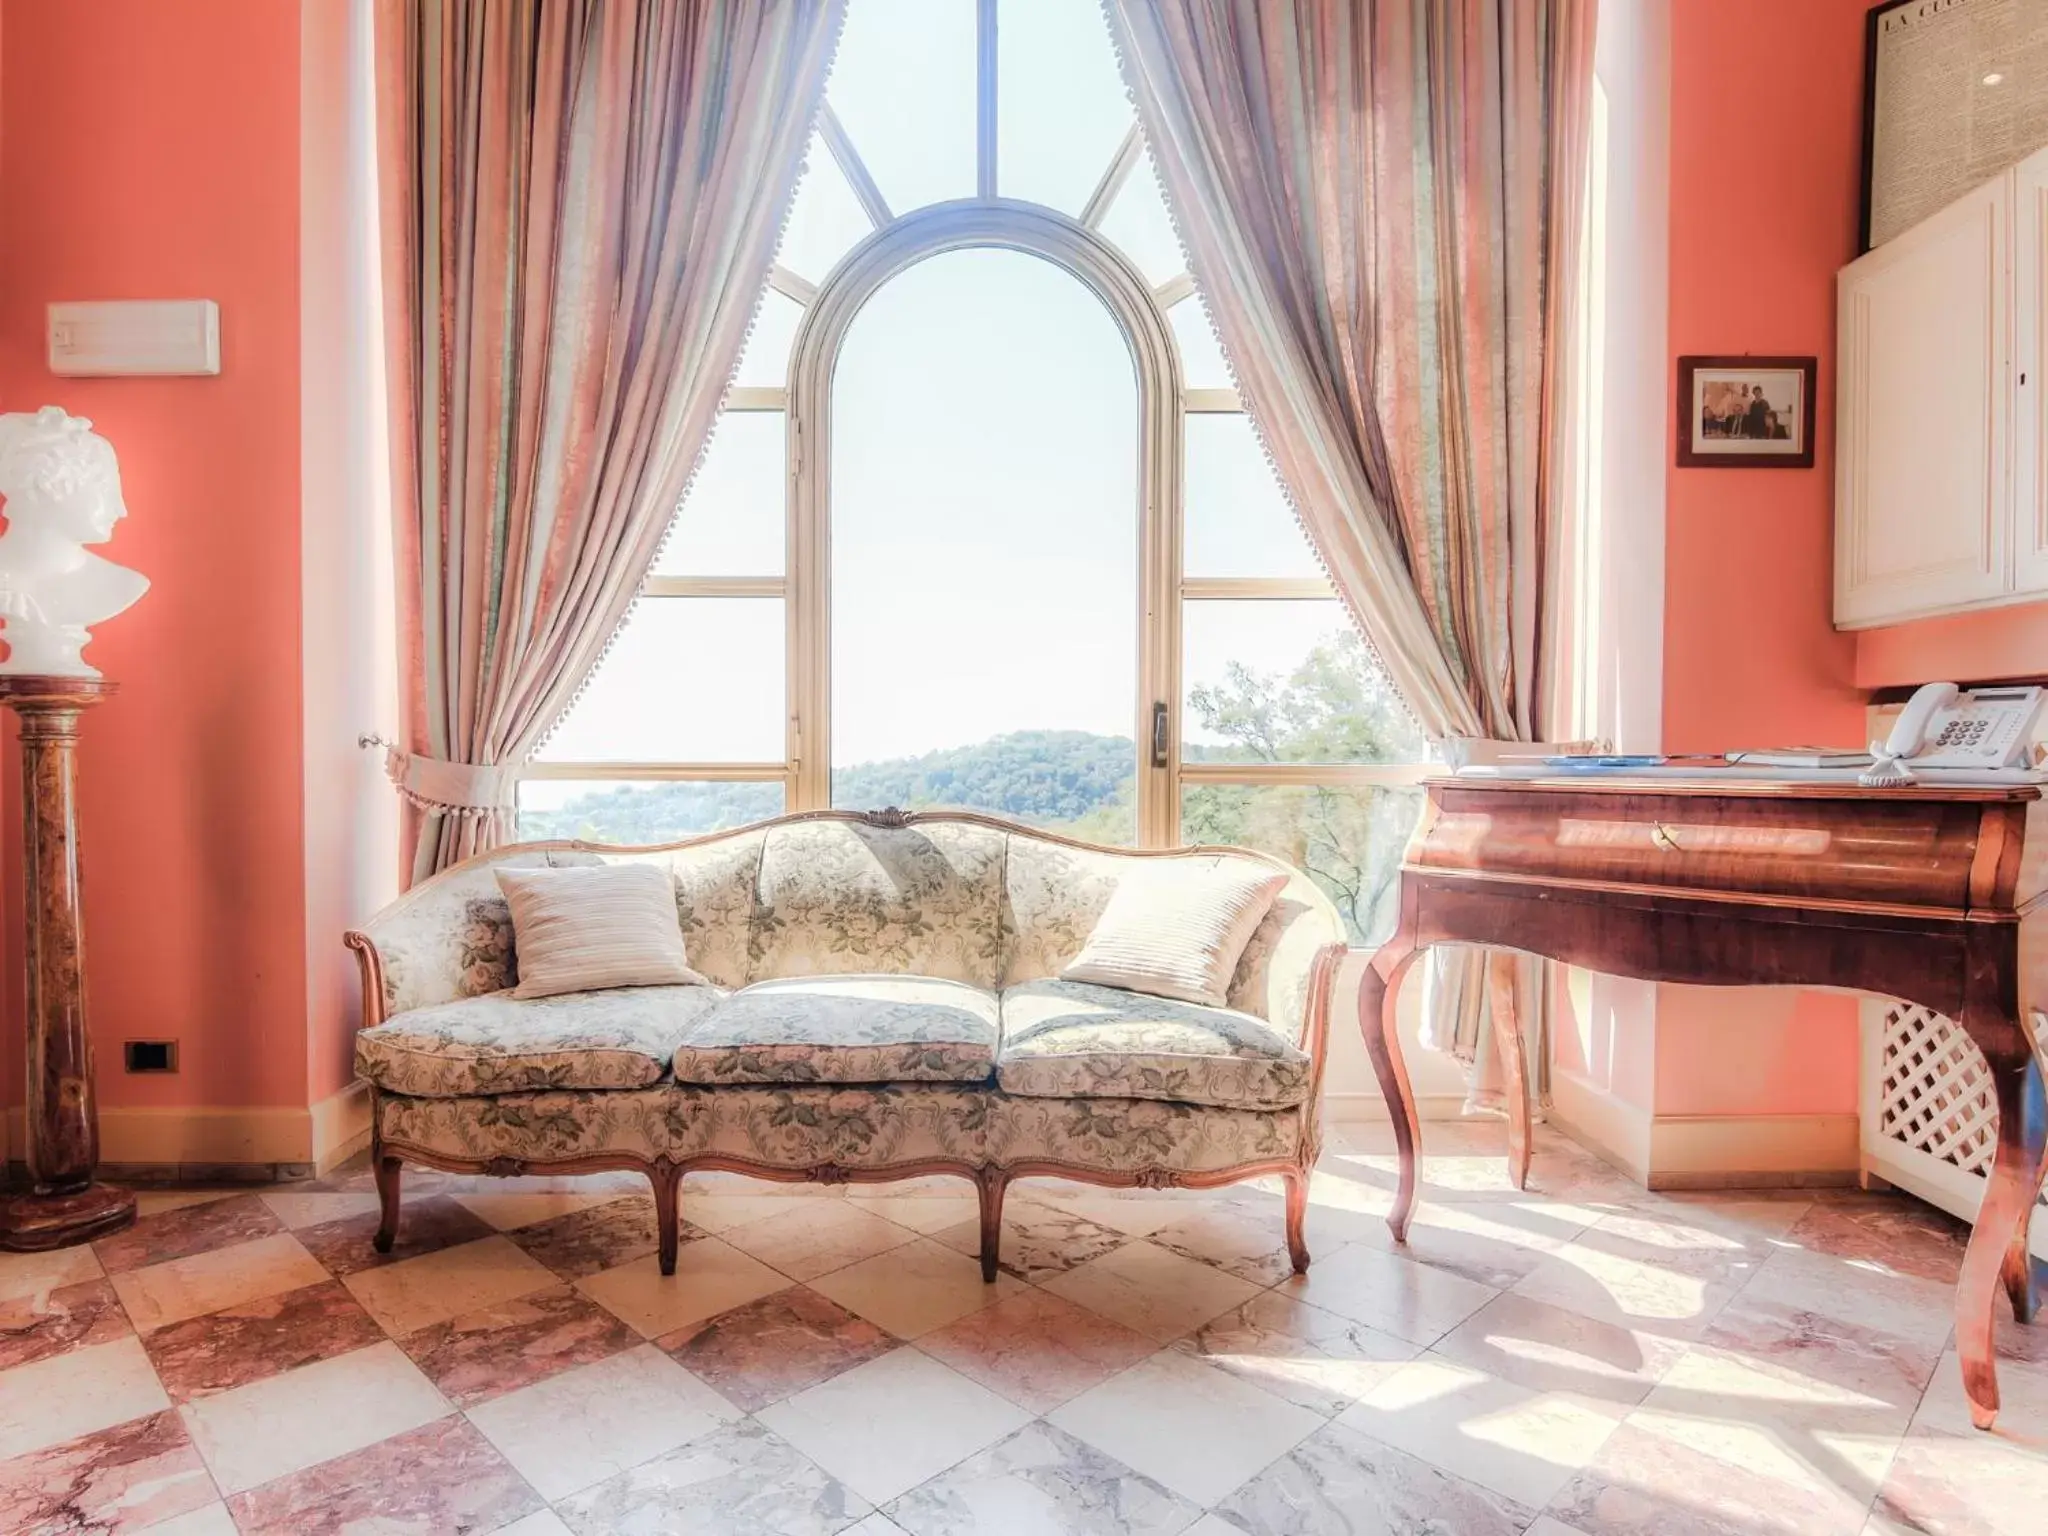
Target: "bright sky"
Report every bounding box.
[536,0,1353,777]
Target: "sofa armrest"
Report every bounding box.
[344,846,603,1026]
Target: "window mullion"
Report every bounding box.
[977,0,998,199]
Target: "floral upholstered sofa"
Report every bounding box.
[344,809,1347,1279]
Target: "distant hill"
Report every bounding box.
[518,729,1135,844]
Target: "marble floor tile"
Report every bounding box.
[93,1193,285,1274]
[226,1415,542,1535]
[721,1200,918,1282]
[1433,1290,1691,1407]
[177,1340,451,1496]
[1508,1238,1742,1343]
[843,1192,982,1235]
[1141,1203,1301,1287]
[256,1190,383,1230]
[0,1243,103,1305]
[129,1190,239,1220]
[554,1418,871,1535]
[1274,1240,1499,1347]
[400,1282,644,1408]
[0,1276,131,1371]
[140,1279,386,1401]
[1048,1349,1323,1506]
[465,1342,742,1500]
[1698,1291,1941,1411]
[1176,1289,1418,1418]
[756,1347,1033,1505]
[576,1240,788,1339]
[110,1233,330,1334]
[1334,1354,1626,1509]
[886,1419,1201,1536]
[296,1193,498,1277]
[845,1516,916,1536]
[1580,1206,1777,1281]
[138,1502,240,1535]
[1869,1428,2048,1536]
[452,1189,617,1232]
[1910,1348,2048,1440]
[341,1233,557,1338]
[1735,1247,1957,1356]
[1020,1186,1191,1238]
[659,1284,895,1412]
[502,1193,670,1280]
[0,1407,215,1535]
[493,1512,577,1536]
[0,1335,172,1460]
[917,1287,1156,1414]
[1039,1240,1262,1343]
[683,1192,850,1233]
[1209,1420,1534,1536]
[1525,1520,1599,1536]
[1348,1198,1586,1291]
[1549,1411,1879,1536]
[1787,1195,1971,1286]
[809,1237,1025,1339]
[930,1199,1129,1284]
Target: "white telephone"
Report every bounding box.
[1864,682,2046,784]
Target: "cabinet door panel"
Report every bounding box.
[1836,177,2009,627]
[2014,149,2048,595]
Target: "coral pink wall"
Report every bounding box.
[1854,602,2048,689]
[0,0,309,1113]
[1660,0,1869,1119]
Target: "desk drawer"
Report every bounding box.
[1413,785,1992,913]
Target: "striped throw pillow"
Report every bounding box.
[496,863,708,1000]
[1061,859,1288,1008]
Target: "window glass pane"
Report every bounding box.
[655,412,785,577]
[1169,292,1234,391]
[827,0,977,213]
[1182,600,1421,764]
[779,133,875,285]
[1185,414,1323,579]
[1095,151,1185,286]
[518,780,785,844]
[735,289,804,388]
[1181,782,1422,943]
[997,0,1133,213]
[537,598,784,763]
[830,247,1138,840]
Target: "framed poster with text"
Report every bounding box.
[1863,0,2048,250]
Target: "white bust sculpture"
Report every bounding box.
[0,407,148,677]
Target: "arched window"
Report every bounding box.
[524,0,1422,938]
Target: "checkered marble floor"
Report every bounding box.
[1,1120,2043,1535]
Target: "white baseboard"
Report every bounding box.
[1646,1112,1860,1190]
[6,1079,374,1176]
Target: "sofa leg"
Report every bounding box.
[977,1171,1008,1284]
[651,1163,681,1277]
[373,1156,402,1254]
[1284,1167,1311,1274]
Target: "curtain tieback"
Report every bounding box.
[360,735,516,816]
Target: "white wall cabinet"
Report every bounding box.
[1835,147,2048,629]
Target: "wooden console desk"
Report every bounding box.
[1361,773,2047,1430]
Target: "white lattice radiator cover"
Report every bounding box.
[1860,999,2048,1256]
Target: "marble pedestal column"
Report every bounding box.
[0,675,134,1250]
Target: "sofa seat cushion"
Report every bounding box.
[996,978,1311,1110]
[671,974,1000,1085]
[356,984,724,1097]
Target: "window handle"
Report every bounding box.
[1151,701,1171,768]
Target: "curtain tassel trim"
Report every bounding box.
[359,734,517,816]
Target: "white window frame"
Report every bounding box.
[523,0,1428,850]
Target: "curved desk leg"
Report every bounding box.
[1999,1051,2046,1325]
[1361,936,1423,1242]
[1487,952,1533,1192]
[1958,1028,2048,1430]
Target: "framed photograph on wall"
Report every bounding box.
[1675,356,1817,469]
[1862,0,2048,251]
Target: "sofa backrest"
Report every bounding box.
[351,811,1345,1040]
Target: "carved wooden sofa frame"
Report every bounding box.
[344,808,1347,1284]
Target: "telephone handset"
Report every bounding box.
[1864,682,2046,783]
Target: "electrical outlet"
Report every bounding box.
[123,1040,178,1073]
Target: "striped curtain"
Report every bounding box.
[1105,0,1599,1092]
[374,0,845,881]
